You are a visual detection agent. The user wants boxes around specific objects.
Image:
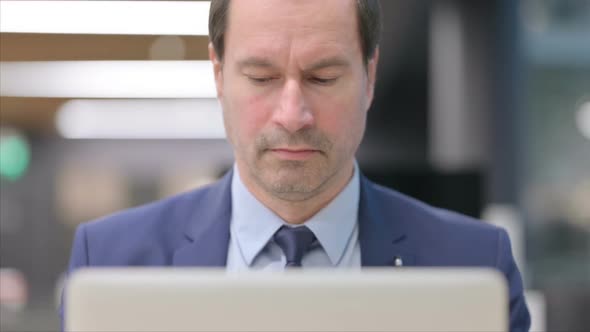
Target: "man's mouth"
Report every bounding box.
[269,148,320,160]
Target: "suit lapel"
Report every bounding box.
[359,174,415,267]
[171,170,416,267]
[172,170,233,267]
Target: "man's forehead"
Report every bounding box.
[227,0,356,16]
[222,0,362,67]
[236,55,351,71]
[225,0,358,39]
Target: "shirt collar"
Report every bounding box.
[230,165,284,266]
[304,164,359,265]
[230,162,360,266]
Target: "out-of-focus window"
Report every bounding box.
[521,0,590,329]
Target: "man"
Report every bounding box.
[64,0,530,330]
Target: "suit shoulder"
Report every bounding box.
[366,180,508,265]
[367,180,503,236]
[81,181,217,239]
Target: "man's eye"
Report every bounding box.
[309,77,337,85]
[248,76,276,84]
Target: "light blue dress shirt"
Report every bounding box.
[226,163,361,271]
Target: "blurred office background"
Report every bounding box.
[0,0,588,331]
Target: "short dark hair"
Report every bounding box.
[208,0,382,66]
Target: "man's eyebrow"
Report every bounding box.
[237,56,351,71]
[237,57,277,69]
[305,57,350,71]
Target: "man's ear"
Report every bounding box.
[366,47,380,108]
[209,42,223,98]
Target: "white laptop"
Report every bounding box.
[65,268,508,332]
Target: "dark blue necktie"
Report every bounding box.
[273,226,316,267]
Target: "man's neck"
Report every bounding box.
[236,162,355,225]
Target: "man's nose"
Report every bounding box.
[273,79,314,133]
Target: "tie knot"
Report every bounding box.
[273,226,316,267]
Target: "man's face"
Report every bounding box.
[211,0,378,201]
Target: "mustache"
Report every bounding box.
[255,128,333,153]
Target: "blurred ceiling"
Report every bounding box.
[0,33,209,134]
[0,34,209,61]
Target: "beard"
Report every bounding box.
[246,127,338,201]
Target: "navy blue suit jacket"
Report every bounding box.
[65,170,530,331]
